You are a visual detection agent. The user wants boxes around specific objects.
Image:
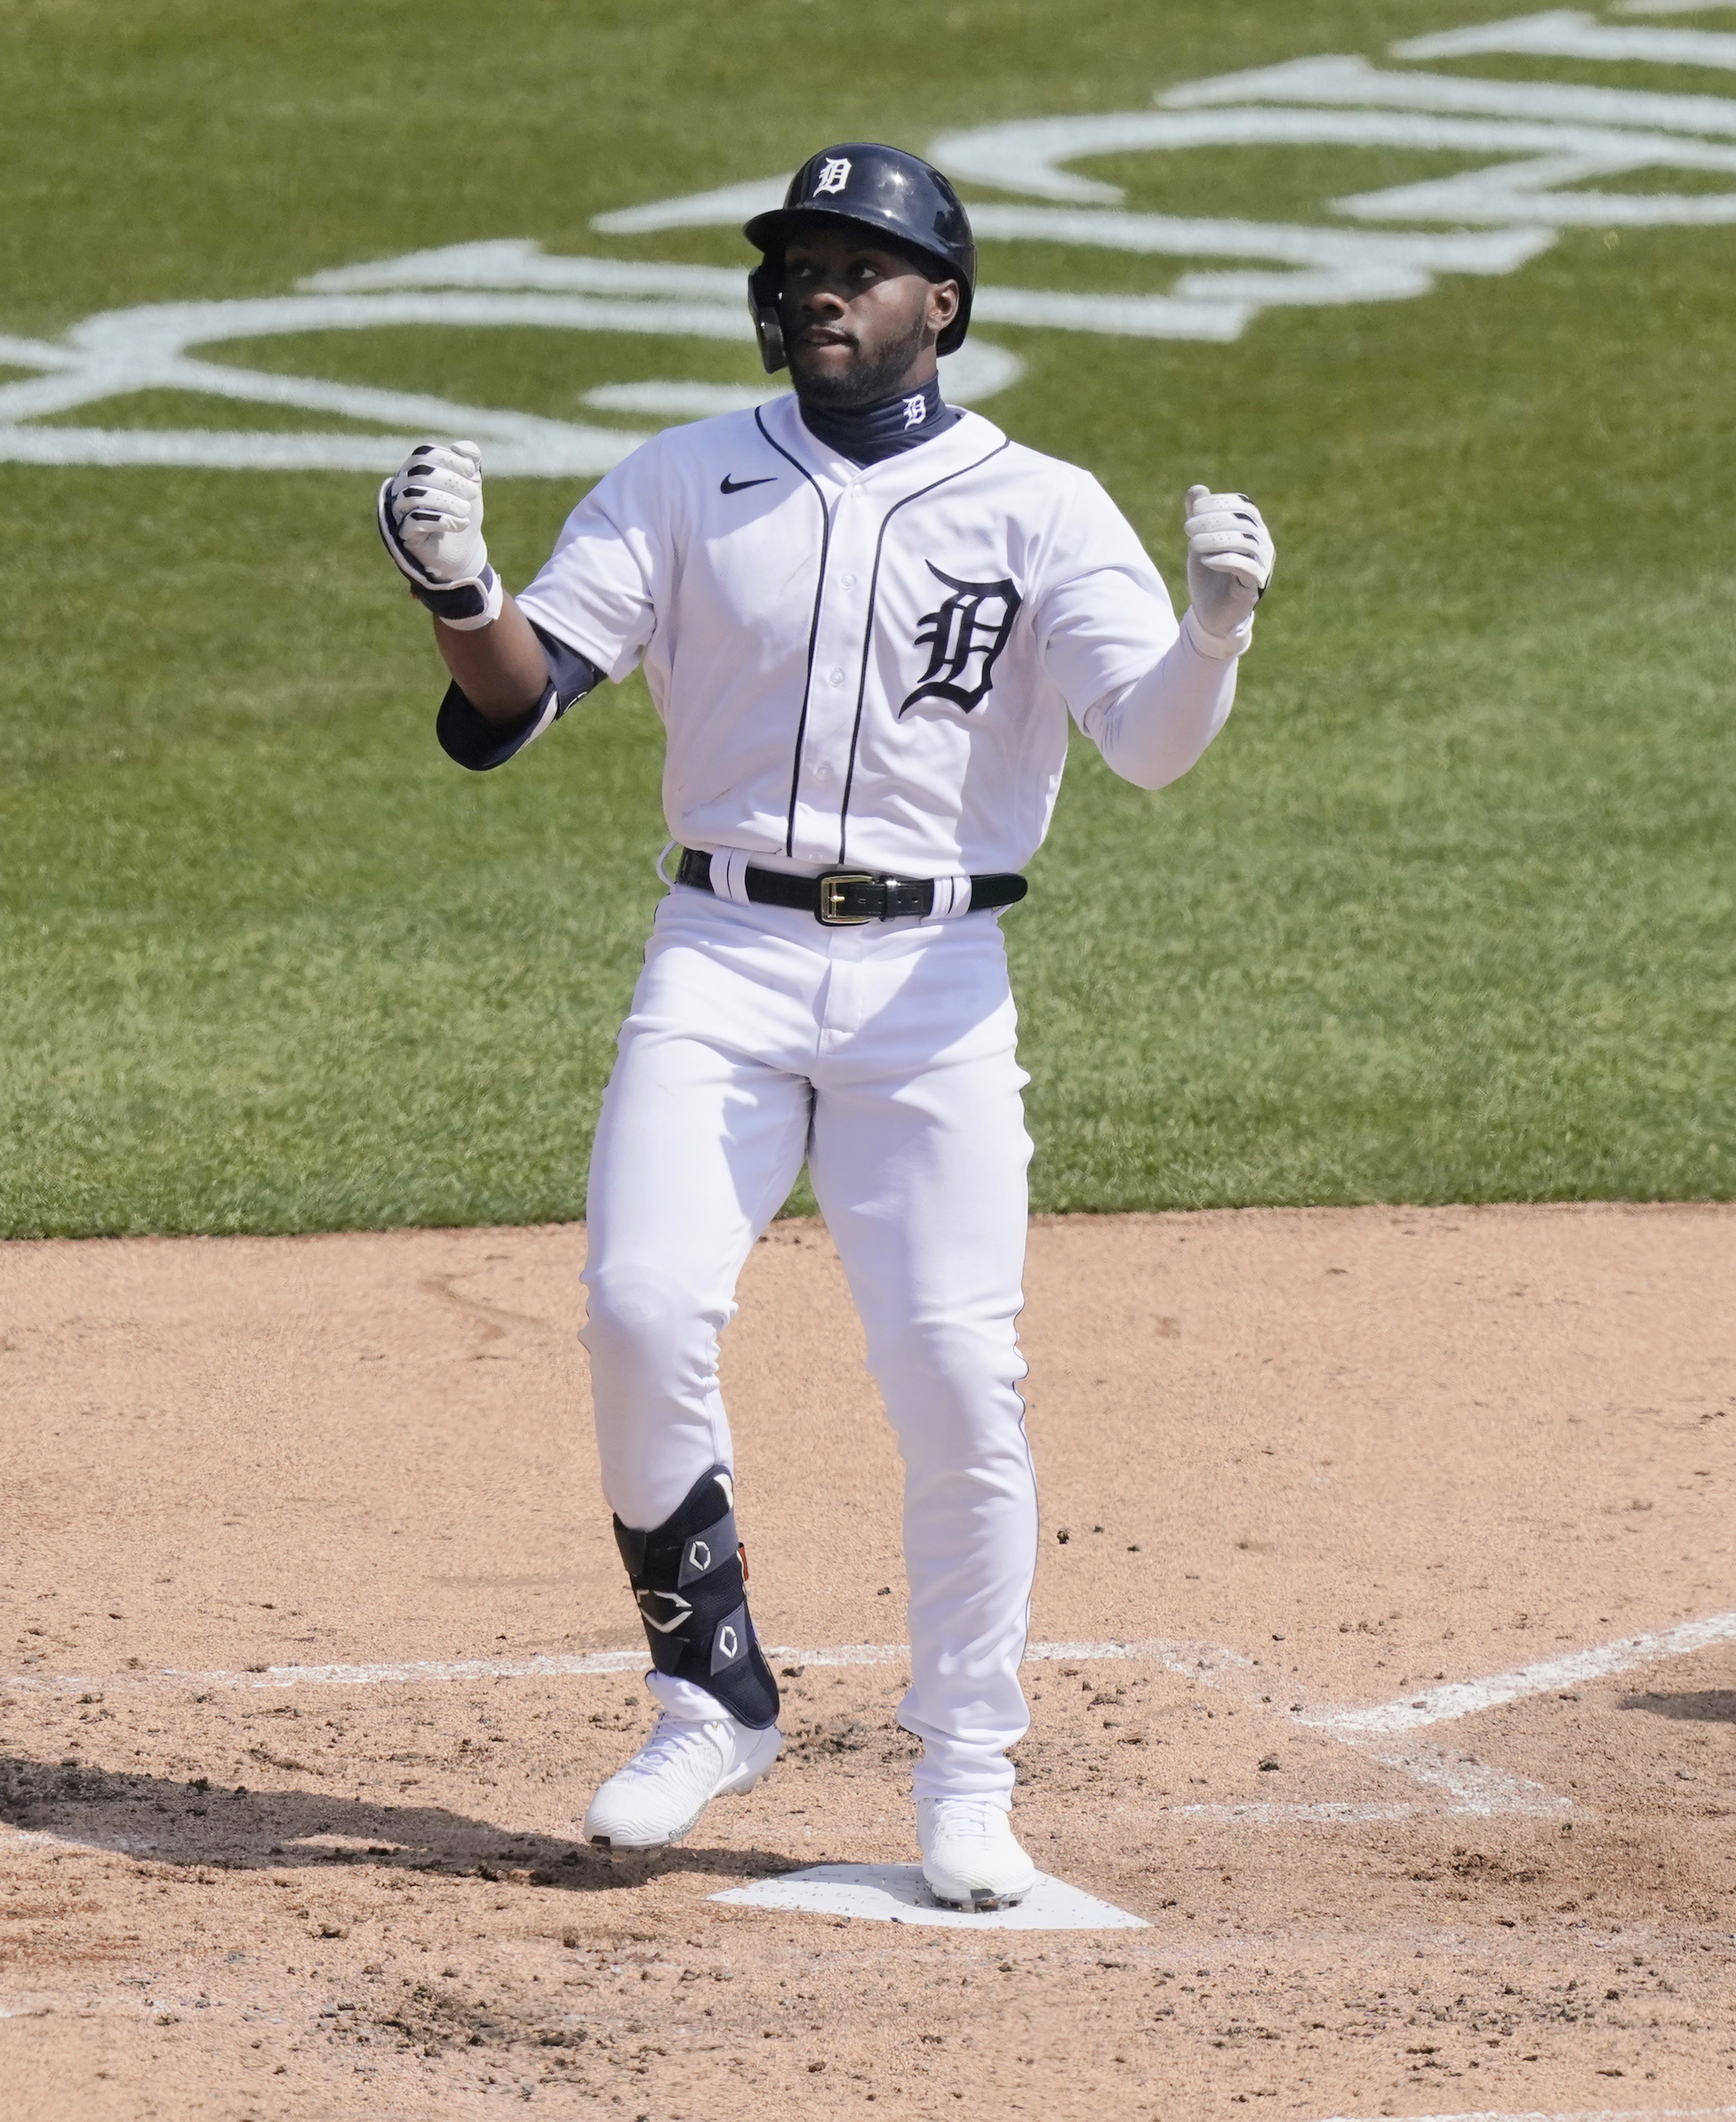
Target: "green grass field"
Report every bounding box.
[2,0,1732,1235]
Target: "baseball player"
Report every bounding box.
[376,143,1274,1910]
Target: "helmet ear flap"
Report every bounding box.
[748,261,787,374]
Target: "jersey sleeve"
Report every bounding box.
[1032,469,1240,792]
[1027,470,1179,709]
[512,433,672,681]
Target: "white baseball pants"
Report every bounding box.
[579,882,1037,1804]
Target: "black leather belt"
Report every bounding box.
[676,846,1027,926]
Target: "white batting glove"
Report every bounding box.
[376,440,503,630]
[1184,485,1275,647]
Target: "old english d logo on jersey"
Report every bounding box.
[900,561,1022,717]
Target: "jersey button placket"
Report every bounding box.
[791,480,872,864]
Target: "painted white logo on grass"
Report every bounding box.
[8,8,1736,472]
[0,252,1020,477]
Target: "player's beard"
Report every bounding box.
[790,307,932,410]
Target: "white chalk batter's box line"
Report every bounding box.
[10,1612,1730,1709]
[5,1611,1731,1825]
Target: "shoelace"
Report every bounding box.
[930,1799,1005,1836]
[617,1714,726,1781]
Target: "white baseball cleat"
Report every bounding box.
[583,1712,782,1853]
[916,1796,1038,1910]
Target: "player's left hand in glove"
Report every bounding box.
[1184,484,1275,648]
[377,440,504,630]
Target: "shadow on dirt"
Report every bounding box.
[0,1753,795,1889]
[1618,1690,1736,1724]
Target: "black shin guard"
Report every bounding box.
[613,1467,780,1730]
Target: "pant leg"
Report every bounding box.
[804,922,1036,1807]
[581,907,815,1532]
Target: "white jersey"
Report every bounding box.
[514,392,1247,878]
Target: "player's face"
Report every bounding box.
[781,228,961,406]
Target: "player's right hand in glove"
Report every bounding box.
[377,440,504,630]
[1184,484,1275,647]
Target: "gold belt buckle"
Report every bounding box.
[815,871,878,925]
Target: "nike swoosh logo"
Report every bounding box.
[720,474,776,494]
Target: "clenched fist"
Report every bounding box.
[377,440,503,630]
[1184,485,1275,645]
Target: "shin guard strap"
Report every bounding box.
[613,1467,779,1730]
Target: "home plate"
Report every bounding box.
[710,1864,1148,1930]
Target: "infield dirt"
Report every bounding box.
[2,1205,1733,2119]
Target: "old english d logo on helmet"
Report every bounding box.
[744,142,977,374]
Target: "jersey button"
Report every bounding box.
[827,667,845,687]
[840,572,857,589]
[810,760,834,783]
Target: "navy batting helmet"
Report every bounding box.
[744,143,976,374]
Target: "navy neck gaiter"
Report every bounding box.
[797,371,959,466]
